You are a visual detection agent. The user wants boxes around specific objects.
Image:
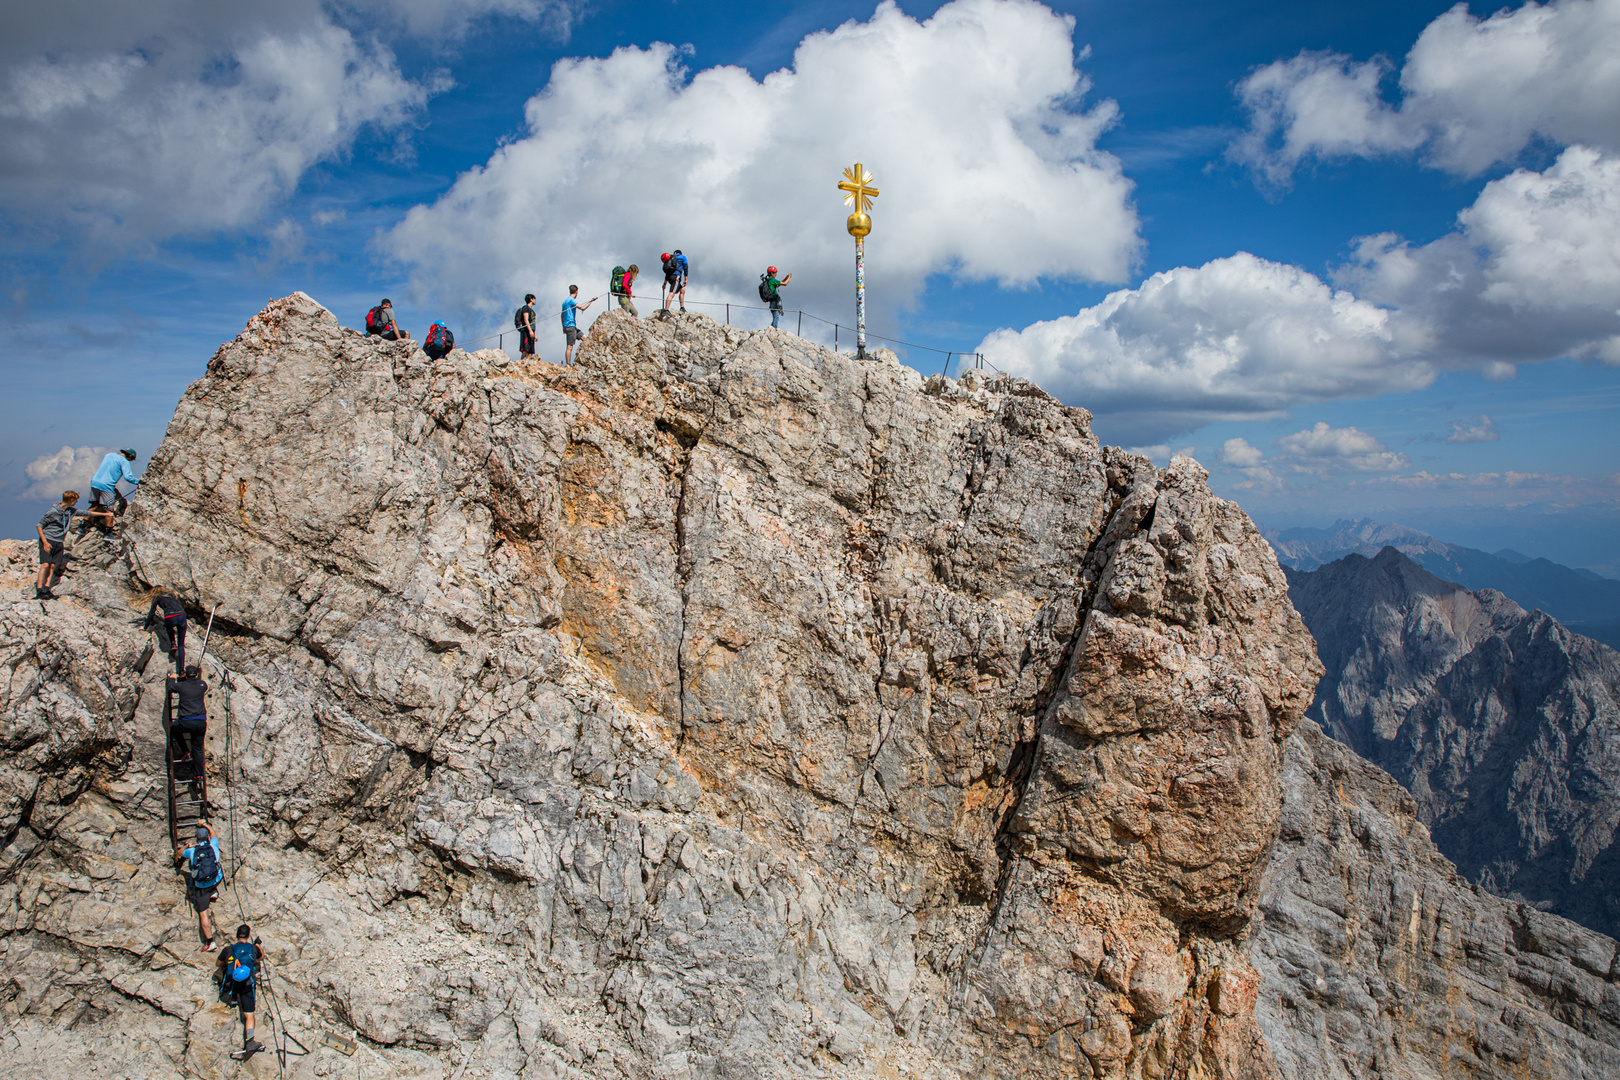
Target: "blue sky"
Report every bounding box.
[4,0,1618,572]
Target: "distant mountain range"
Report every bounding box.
[1265,517,1620,647]
[1285,547,1620,939]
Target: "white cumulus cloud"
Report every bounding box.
[19,446,113,502]
[1445,414,1499,444]
[383,0,1139,329]
[1230,0,1620,184]
[0,1,582,244]
[977,252,1430,440]
[1275,422,1409,473]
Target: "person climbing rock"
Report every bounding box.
[615,265,639,318]
[661,250,689,313]
[144,590,189,672]
[365,299,411,341]
[89,448,139,516]
[35,490,106,599]
[423,319,454,361]
[760,266,791,328]
[219,924,266,1058]
[515,294,538,357]
[562,285,595,365]
[178,822,223,950]
[167,664,209,781]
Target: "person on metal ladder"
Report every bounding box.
[144,590,188,672]
[167,664,209,781]
[177,821,223,951]
[219,923,267,1058]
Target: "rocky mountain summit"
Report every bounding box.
[2,294,1617,1079]
[1287,547,1620,938]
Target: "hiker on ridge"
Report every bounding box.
[365,299,411,341]
[615,265,640,318]
[217,923,266,1058]
[144,589,189,672]
[760,266,791,328]
[515,294,538,358]
[177,821,223,951]
[661,250,689,313]
[89,448,139,517]
[562,285,596,365]
[423,319,454,361]
[166,664,209,782]
[35,490,108,600]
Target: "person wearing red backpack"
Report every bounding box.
[423,319,454,361]
[217,923,266,1058]
[365,299,411,341]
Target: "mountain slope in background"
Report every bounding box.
[1286,547,1620,939]
[1266,518,1620,629]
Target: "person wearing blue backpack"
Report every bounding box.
[177,821,224,950]
[423,319,454,361]
[218,923,266,1059]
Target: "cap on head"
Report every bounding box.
[196,824,210,839]
[120,448,136,459]
[62,489,80,503]
[237,924,252,940]
[184,664,200,677]
[767,266,777,275]
[674,249,681,255]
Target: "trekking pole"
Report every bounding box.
[196,604,221,666]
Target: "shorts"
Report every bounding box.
[519,329,536,356]
[222,978,257,1014]
[190,881,218,912]
[38,539,65,567]
[380,327,403,341]
[564,326,582,345]
[89,487,116,508]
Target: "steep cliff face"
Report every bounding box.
[1288,547,1620,938]
[1,293,1318,1079]
[1252,721,1620,1080]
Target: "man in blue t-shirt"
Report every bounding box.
[89,449,140,515]
[562,285,597,365]
[217,923,266,1058]
[178,821,224,950]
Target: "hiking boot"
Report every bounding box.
[202,938,218,953]
[36,588,55,600]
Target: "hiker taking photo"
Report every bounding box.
[760,266,791,328]
[562,286,596,365]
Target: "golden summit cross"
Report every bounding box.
[839,163,879,213]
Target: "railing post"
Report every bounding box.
[798,311,803,336]
[835,324,838,352]
[726,304,730,326]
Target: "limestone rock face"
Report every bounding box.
[1252,720,1620,1079]
[1287,547,1620,938]
[0,290,1356,1079]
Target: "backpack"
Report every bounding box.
[513,306,530,330]
[662,255,676,278]
[365,306,384,334]
[425,323,452,352]
[610,266,627,296]
[191,841,222,888]
[758,275,775,303]
[224,944,255,984]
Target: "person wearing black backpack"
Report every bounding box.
[423,319,454,361]
[167,664,208,781]
[515,294,538,357]
[760,266,791,328]
[177,821,224,950]
[217,923,266,1058]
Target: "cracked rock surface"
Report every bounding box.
[1,292,1611,1078]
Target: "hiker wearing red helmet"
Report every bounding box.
[760,265,790,327]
